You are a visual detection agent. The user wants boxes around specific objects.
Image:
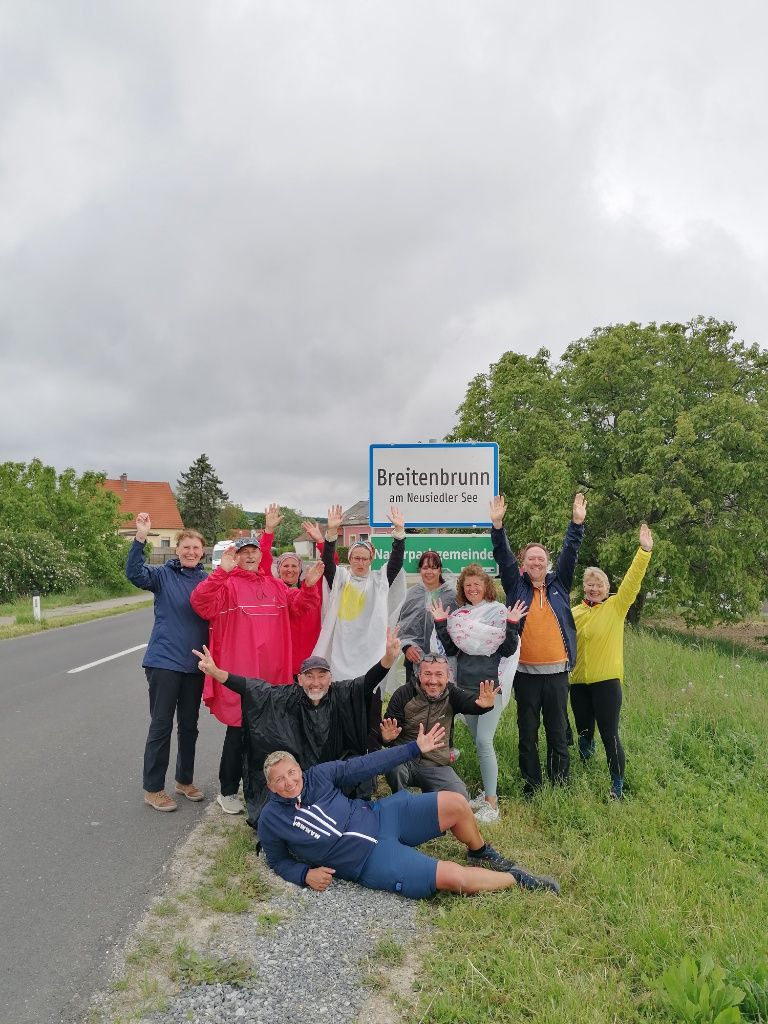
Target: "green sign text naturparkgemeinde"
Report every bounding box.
[371,534,496,574]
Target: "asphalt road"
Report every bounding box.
[0,610,223,1024]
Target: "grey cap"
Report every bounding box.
[234,537,260,551]
[299,655,331,673]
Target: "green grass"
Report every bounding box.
[170,942,255,987]
[0,601,151,640]
[0,582,135,615]
[195,821,271,913]
[413,628,768,1023]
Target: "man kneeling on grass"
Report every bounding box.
[258,723,560,898]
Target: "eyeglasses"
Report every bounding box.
[420,654,448,664]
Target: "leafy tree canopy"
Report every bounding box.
[176,454,229,544]
[0,460,129,592]
[448,317,768,624]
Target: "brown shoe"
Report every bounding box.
[144,790,177,812]
[174,782,204,802]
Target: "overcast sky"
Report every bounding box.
[2,1,766,516]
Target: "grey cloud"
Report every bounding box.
[1,1,766,513]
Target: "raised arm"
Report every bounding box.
[385,505,406,586]
[489,497,522,604]
[322,504,343,587]
[613,525,653,618]
[552,493,586,591]
[125,513,162,592]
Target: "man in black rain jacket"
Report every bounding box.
[193,629,401,827]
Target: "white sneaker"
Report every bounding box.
[468,791,486,811]
[474,801,500,824]
[217,793,243,815]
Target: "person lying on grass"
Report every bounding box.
[258,724,560,898]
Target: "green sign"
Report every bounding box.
[371,534,496,574]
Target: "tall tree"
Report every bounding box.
[449,318,768,624]
[176,454,229,545]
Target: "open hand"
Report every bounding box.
[489,495,506,529]
[430,597,449,622]
[507,600,528,624]
[326,505,343,534]
[380,718,402,743]
[639,523,653,552]
[220,545,237,572]
[302,519,324,545]
[475,679,502,709]
[265,503,283,534]
[303,561,324,587]
[305,866,335,892]
[572,493,587,525]
[416,721,446,754]
[387,505,405,533]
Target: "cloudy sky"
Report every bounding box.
[2,1,766,516]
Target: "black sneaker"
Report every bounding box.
[509,865,560,894]
[467,844,517,872]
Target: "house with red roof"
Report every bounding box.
[102,474,184,551]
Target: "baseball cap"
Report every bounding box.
[299,655,331,673]
[234,537,260,551]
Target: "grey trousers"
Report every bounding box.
[386,759,469,800]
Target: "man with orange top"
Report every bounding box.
[490,493,586,796]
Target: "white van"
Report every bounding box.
[211,540,233,570]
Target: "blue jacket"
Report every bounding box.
[125,540,208,673]
[259,741,421,887]
[491,521,584,669]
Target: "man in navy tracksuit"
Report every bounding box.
[257,723,560,898]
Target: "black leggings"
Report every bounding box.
[569,678,625,781]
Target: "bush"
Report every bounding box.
[336,545,349,563]
[0,529,87,602]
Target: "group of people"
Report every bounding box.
[126,493,653,899]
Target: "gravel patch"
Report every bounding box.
[145,872,417,1024]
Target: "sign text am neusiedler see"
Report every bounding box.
[371,535,496,574]
[369,443,498,527]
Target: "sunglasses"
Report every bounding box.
[420,654,448,664]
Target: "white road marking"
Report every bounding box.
[67,644,147,674]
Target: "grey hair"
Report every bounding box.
[263,750,299,782]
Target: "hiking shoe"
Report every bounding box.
[509,865,560,894]
[144,790,177,812]
[217,793,244,815]
[467,843,517,871]
[474,802,500,824]
[174,782,204,802]
[468,791,486,811]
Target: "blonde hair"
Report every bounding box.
[583,567,610,592]
[263,750,298,782]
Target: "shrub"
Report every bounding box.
[0,529,86,602]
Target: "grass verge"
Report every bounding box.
[90,817,272,1023]
[0,600,151,641]
[410,628,768,1023]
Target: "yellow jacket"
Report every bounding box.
[570,547,651,685]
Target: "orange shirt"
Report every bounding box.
[519,585,567,665]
